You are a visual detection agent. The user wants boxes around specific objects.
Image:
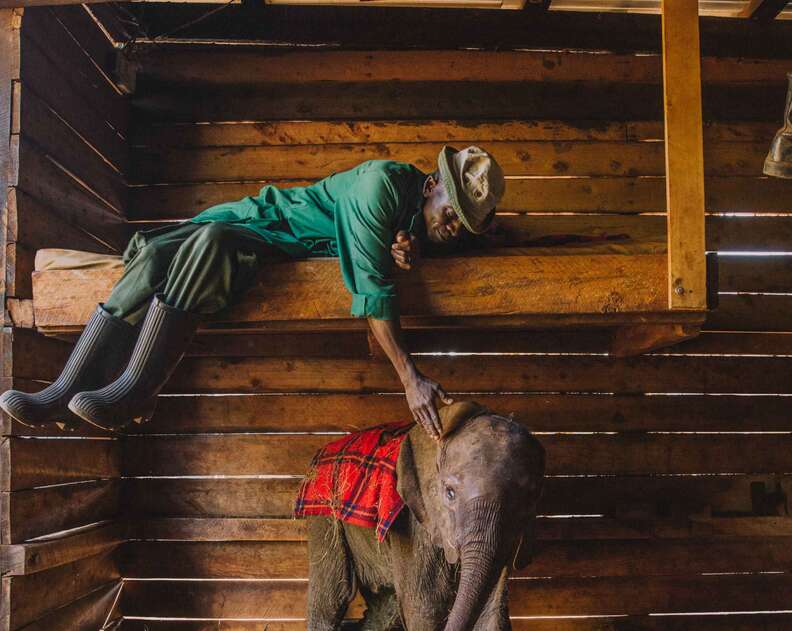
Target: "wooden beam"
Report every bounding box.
[740,0,789,20]
[662,0,707,310]
[31,254,671,332]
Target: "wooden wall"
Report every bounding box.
[1,6,127,631]
[3,7,792,631]
[117,36,792,631]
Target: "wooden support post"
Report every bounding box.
[662,0,707,310]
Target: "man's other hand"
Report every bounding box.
[403,371,454,440]
[391,230,420,271]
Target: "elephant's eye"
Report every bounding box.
[445,486,455,501]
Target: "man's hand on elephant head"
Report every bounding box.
[402,371,454,440]
[391,230,420,271]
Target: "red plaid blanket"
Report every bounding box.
[294,421,414,541]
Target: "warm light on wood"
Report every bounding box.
[662,0,707,310]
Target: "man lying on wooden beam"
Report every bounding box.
[0,145,505,435]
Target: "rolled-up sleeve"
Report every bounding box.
[334,170,400,321]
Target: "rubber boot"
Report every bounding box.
[764,73,792,179]
[0,305,138,429]
[68,294,199,432]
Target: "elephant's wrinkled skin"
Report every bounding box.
[306,401,546,631]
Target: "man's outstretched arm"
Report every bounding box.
[368,316,453,440]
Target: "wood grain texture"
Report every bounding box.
[116,613,792,631]
[662,0,707,309]
[1,552,119,629]
[129,47,792,87]
[119,537,792,579]
[130,390,792,435]
[16,84,127,211]
[20,8,125,133]
[131,119,779,149]
[125,474,787,520]
[0,436,120,490]
[11,139,127,249]
[31,253,669,331]
[11,580,122,631]
[133,515,792,543]
[118,573,792,618]
[2,479,120,543]
[1,522,124,575]
[128,176,792,220]
[131,140,769,184]
[131,82,785,124]
[122,433,792,477]
[157,354,792,394]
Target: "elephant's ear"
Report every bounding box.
[395,429,431,526]
[512,510,537,570]
[439,401,488,439]
[396,424,459,563]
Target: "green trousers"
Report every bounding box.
[104,222,288,325]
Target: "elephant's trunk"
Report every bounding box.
[443,499,504,631]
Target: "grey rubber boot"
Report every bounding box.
[764,73,792,179]
[68,294,199,432]
[0,305,138,429]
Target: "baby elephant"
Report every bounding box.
[303,401,546,631]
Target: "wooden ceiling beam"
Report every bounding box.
[740,0,789,20]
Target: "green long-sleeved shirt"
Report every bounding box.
[189,159,427,320]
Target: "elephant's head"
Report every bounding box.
[396,401,545,631]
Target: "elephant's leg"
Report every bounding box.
[389,515,455,631]
[359,586,404,631]
[307,517,356,631]
[471,568,511,631]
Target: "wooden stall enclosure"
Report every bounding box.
[2,2,792,630]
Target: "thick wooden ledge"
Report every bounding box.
[31,253,688,333]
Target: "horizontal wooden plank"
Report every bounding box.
[1,552,119,630]
[129,213,792,253]
[2,479,120,543]
[116,613,792,631]
[717,256,792,293]
[125,474,787,520]
[85,6,792,58]
[31,254,670,330]
[0,522,124,576]
[119,537,792,579]
[123,433,792,477]
[21,7,126,133]
[135,391,792,435]
[160,354,792,394]
[128,176,792,219]
[0,437,120,491]
[707,294,792,331]
[130,48,792,87]
[131,119,779,149]
[134,515,792,543]
[185,331,370,359]
[17,84,127,211]
[118,573,792,618]
[131,140,768,183]
[131,82,785,123]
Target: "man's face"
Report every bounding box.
[422,175,465,245]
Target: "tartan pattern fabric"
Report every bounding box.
[294,420,414,541]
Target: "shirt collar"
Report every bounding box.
[404,170,428,237]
